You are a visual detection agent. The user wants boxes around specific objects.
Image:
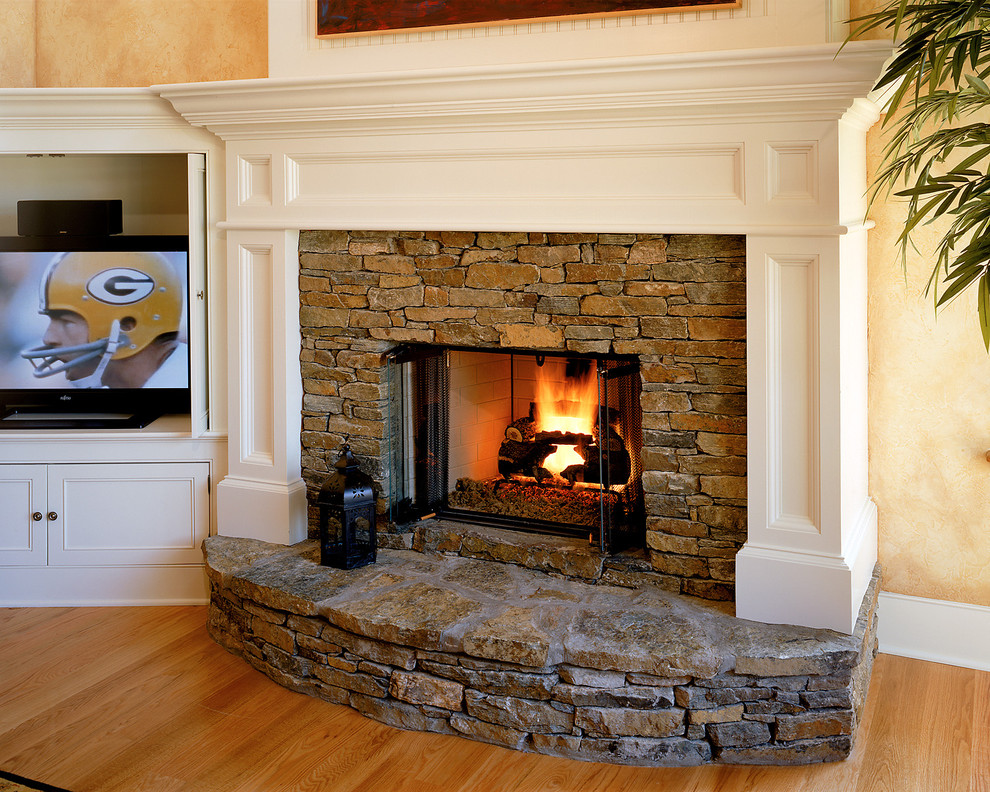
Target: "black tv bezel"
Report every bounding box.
[0,234,191,430]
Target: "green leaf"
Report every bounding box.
[965,73,990,93]
[936,265,983,308]
[847,0,990,350]
[979,272,990,351]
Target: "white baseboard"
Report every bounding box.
[878,591,990,672]
[0,564,209,606]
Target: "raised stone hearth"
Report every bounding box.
[205,534,879,766]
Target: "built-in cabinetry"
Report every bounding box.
[0,90,227,605]
[0,461,209,567]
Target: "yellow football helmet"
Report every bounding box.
[22,251,183,382]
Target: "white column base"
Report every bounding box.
[736,499,878,634]
[217,475,308,545]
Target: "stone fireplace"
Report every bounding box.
[159,31,893,634]
[298,230,746,600]
[154,8,896,764]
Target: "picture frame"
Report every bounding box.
[317,0,742,38]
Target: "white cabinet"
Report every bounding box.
[0,462,210,567]
[49,463,209,566]
[0,460,214,605]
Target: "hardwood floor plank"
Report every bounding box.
[438,741,593,792]
[973,670,990,792]
[0,606,72,638]
[341,726,497,792]
[1,615,241,788]
[83,674,326,792]
[0,607,114,678]
[228,707,405,792]
[1,607,988,792]
[94,661,292,790]
[0,606,200,731]
[856,656,974,792]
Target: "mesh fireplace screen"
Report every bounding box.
[387,345,644,552]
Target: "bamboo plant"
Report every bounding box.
[850,0,990,347]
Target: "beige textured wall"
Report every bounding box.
[0,0,266,87]
[853,0,990,607]
[849,0,889,40]
[0,0,37,87]
[866,129,990,608]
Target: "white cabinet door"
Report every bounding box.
[0,465,47,565]
[47,462,210,566]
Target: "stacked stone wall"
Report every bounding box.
[299,230,746,601]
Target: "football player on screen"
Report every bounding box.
[21,251,187,389]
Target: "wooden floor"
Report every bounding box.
[0,607,987,792]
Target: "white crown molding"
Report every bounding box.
[217,218,869,236]
[0,87,181,130]
[156,41,893,140]
[0,88,222,157]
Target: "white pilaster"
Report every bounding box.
[216,228,307,544]
[738,230,877,633]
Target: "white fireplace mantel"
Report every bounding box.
[157,39,892,633]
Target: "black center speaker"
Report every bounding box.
[17,199,123,236]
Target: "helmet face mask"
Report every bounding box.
[22,336,108,379]
[21,251,183,385]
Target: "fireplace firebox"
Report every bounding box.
[386,345,644,551]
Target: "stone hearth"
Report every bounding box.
[205,534,879,767]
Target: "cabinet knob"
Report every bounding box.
[32,512,43,521]
[47,512,58,521]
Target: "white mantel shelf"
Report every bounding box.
[158,42,891,138]
[151,39,892,634]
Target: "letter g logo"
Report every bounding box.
[86,268,156,305]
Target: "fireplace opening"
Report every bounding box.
[386,345,644,552]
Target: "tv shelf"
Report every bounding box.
[0,408,165,430]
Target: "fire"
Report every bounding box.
[534,364,598,476]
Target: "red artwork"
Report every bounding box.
[317,0,740,37]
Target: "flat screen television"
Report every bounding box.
[0,235,190,429]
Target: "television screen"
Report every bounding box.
[0,236,190,428]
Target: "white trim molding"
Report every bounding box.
[0,565,209,606]
[879,592,990,672]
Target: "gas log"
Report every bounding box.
[497,404,631,487]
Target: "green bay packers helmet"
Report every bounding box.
[22,251,183,380]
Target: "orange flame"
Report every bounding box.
[534,365,598,476]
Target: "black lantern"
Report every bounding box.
[317,443,377,569]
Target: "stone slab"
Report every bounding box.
[203,536,880,767]
[205,536,864,679]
